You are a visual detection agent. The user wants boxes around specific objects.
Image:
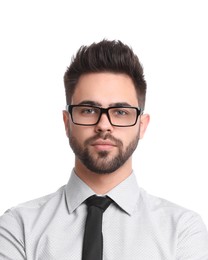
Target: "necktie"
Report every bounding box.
[82,195,112,260]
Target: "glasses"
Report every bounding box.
[66,105,142,127]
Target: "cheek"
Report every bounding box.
[119,127,140,145]
[69,125,92,141]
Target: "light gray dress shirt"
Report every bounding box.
[0,170,208,259]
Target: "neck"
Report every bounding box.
[74,159,132,194]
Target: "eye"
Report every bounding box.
[79,107,99,116]
[82,108,95,114]
[116,110,127,115]
[113,108,129,116]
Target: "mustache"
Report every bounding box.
[84,133,123,147]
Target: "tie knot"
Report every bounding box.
[86,195,112,212]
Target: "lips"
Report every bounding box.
[92,139,116,146]
[91,139,116,150]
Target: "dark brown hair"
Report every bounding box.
[64,39,147,109]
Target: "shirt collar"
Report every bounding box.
[106,172,140,215]
[65,170,140,216]
[65,170,95,214]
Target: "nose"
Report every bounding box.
[94,112,114,133]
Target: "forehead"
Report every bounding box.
[71,72,138,106]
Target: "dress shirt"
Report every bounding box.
[0,170,208,260]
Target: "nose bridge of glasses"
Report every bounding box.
[97,107,112,124]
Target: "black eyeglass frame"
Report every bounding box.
[66,105,143,127]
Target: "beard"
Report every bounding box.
[68,131,140,174]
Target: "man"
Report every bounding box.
[0,40,208,259]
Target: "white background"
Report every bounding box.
[0,0,208,228]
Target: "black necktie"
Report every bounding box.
[82,195,112,260]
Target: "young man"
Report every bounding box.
[0,40,208,259]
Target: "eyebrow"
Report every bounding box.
[78,100,101,106]
[77,100,133,107]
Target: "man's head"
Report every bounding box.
[63,40,149,175]
[64,39,146,110]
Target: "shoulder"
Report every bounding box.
[0,185,66,227]
[139,188,195,217]
[0,186,67,256]
[138,188,208,234]
[139,188,208,252]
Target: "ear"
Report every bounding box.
[139,114,150,139]
[63,110,70,137]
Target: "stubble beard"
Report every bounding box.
[68,131,140,174]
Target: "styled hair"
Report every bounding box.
[64,39,147,110]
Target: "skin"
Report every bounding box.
[63,72,150,194]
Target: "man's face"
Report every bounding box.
[63,72,149,174]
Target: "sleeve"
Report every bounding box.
[177,211,208,260]
[0,210,26,260]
